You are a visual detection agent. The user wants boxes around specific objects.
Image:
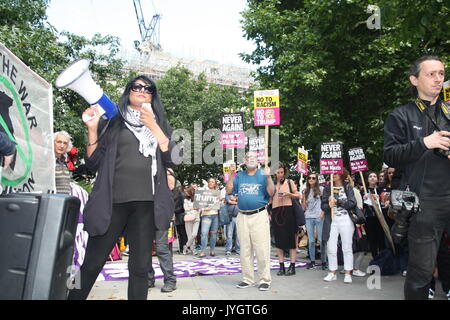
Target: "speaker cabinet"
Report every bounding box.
[0,193,80,300]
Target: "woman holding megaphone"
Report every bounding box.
[68,75,179,300]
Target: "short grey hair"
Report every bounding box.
[54,130,73,153]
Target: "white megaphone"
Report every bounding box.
[55,59,118,122]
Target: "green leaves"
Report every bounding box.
[240,0,449,172]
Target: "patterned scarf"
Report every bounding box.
[124,105,158,193]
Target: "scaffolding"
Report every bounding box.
[120,44,255,90]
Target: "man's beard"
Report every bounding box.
[246,161,258,169]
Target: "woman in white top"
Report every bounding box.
[321,169,357,284]
[183,185,201,255]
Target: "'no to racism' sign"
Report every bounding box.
[348,147,369,173]
[220,112,245,148]
[320,142,344,175]
[253,89,280,126]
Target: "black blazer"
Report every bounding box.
[320,183,356,242]
[83,117,181,236]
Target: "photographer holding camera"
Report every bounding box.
[383,56,449,300]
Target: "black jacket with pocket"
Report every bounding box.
[383,99,450,197]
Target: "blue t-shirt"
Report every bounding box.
[232,169,270,210]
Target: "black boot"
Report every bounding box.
[285,263,296,276]
[277,263,285,276]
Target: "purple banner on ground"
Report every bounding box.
[97,257,307,282]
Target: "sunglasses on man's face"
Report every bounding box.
[131,83,155,94]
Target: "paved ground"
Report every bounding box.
[88,244,448,301]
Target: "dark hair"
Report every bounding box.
[276,162,289,180]
[184,185,195,201]
[304,172,321,198]
[366,171,379,187]
[408,55,443,97]
[118,75,172,137]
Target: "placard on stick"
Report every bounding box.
[297,147,308,175]
[253,89,280,126]
[348,147,369,173]
[320,142,344,175]
[220,112,245,148]
[248,136,265,164]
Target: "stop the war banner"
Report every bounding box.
[220,112,245,148]
[348,147,369,173]
[0,43,55,193]
[320,141,344,175]
[253,89,280,126]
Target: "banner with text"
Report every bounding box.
[296,147,308,175]
[193,189,221,210]
[253,89,280,126]
[0,43,55,193]
[348,147,369,173]
[320,142,344,175]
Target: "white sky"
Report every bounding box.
[46,0,256,68]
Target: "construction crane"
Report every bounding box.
[133,0,161,52]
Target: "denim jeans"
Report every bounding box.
[305,217,324,262]
[226,216,240,253]
[200,214,219,254]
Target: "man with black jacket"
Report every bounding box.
[383,55,449,300]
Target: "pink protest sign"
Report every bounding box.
[248,136,265,163]
[348,147,369,173]
[253,108,280,126]
[221,132,246,148]
[320,142,344,175]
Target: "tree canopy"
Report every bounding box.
[240,0,449,174]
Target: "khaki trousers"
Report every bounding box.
[236,209,271,285]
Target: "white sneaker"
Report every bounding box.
[344,274,352,284]
[352,270,366,277]
[323,272,337,282]
[402,270,407,277]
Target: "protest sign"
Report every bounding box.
[221,112,244,132]
[348,147,369,173]
[248,136,265,163]
[223,163,236,183]
[193,189,221,210]
[319,142,344,175]
[296,147,308,175]
[0,43,55,193]
[253,89,280,126]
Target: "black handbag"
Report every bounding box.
[288,179,306,226]
[349,206,366,225]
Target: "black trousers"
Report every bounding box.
[365,216,386,258]
[68,201,155,300]
[405,197,450,300]
[176,224,188,250]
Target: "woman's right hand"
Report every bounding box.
[83,105,101,131]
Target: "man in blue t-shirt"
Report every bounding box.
[225,151,274,291]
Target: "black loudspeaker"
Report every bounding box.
[0,193,80,300]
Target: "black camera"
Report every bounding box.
[389,189,420,243]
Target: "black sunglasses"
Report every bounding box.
[308,177,317,180]
[131,83,155,94]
